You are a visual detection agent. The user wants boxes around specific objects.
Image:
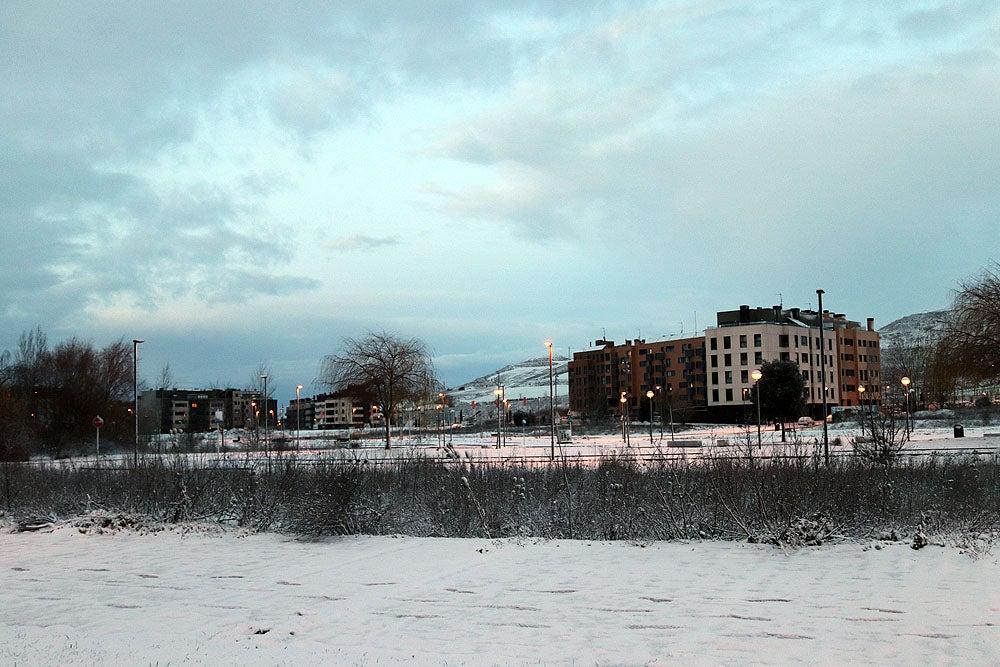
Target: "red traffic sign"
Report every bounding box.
[93,416,105,428]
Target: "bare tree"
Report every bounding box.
[318,331,434,449]
[937,263,1000,387]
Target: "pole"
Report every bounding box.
[546,341,555,459]
[751,370,762,449]
[296,385,303,451]
[817,289,830,465]
[495,375,503,449]
[132,339,143,466]
[647,391,654,444]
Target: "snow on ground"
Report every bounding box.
[1,527,998,665]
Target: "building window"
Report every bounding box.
[754,333,762,347]
[723,336,732,349]
[725,388,734,402]
[724,370,733,384]
[739,334,747,348]
[741,370,749,383]
[780,352,790,361]
[724,353,732,366]
[711,355,718,368]
[710,338,718,350]
[754,352,763,364]
[712,389,719,402]
[740,352,748,365]
[779,334,790,347]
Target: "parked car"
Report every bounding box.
[797,416,815,427]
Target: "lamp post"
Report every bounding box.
[620,392,629,447]
[260,375,269,462]
[295,384,303,451]
[667,386,675,446]
[545,340,555,459]
[494,383,504,449]
[655,385,663,440]
[646,390,654,444]
[817,289,829,465]
[751,369,763,449]
[857,385,866,437]
[132,339,143,466]
[901,376,911,436]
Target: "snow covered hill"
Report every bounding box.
[447,356,569,407]
[879,310,950,349]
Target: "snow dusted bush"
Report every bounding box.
[3,451,1000,547]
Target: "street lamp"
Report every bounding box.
[751,369,763,449]
[816,289,829,466]
[132,339,143,466]
[295,384,303,451]
[545,340,555,459]
[655,385,663,439]
[260,375,269,461]
[646,390,654,444]
[857,385,866,437]
[901,376,911,436]
[494,384,504,448]
[620,392,629,446]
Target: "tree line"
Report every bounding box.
[0,328,135,460]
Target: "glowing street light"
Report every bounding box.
[494,383,504,448]
[901,376,912,435]
[646,390,655,444]
[751,369,763,448]
[620,392,629,446]
[857,385,866,437]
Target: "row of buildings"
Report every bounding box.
[137,388,378,433]
[138,303,882,434]
[568,304,882,423]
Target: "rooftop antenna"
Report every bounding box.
[778,292,783,307]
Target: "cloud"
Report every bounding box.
[324,235,401,252]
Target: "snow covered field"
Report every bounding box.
[2,526,998,665]
[5,420,999,665]
[257,419,1000,466]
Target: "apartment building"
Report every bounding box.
[313,394,366,430]
[138,388,274,433]
[706,305,881,421]
[568,336,707,422]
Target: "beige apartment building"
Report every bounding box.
[706,305,881,421]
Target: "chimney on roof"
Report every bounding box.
[867,317,875,331]
[773,305,782,320]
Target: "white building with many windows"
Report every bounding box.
[705,305,880,421]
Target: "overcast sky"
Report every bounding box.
[3,1,998,402]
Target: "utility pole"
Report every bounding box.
[817,289,829,465]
